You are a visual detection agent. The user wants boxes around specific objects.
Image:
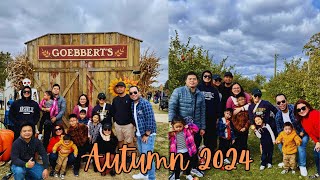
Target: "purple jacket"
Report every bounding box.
[169,123,199,157]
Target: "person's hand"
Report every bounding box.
[300,132,304,137]
[74,155,77,158]
[60,149,71,154]
[233,107,241,115]
[42,169,49,179]
[240,128,245,132]
[184,125,189,129]
[232,140,235,144]
[51,117,57,123]
[26,157,35,168]
[142,135,149,143]
[315,142,320,152]
[276,140,281,144]
[200,129,205,136]
[273,141,276,145]
[250,125,256,131]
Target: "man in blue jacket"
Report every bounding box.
[169,71,206,178]
[129,86,157,180]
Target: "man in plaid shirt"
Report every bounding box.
[129,86,157,180]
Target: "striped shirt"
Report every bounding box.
[176,131,188,153]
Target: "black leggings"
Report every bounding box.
[174,152,193,179]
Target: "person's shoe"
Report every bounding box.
[309,173,319,179]
[49,170,55,177]
[132,172,148,180]
[260,165,266,170]
[191,169,204,177]
[292,170,295,174]
[267,163,272,169]
[169,171,182,180]
[110,169,116,176]
[281,169,289,174]
[186,175,193,180]
[73,169,79,177]
[278,162,284,168]
[60,174,65,179]
[54,172,59,178]
[299,166,308,177]
[224,158,231,164]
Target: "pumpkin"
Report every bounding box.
[0,129,14,161]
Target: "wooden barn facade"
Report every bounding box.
[25,32,142,125]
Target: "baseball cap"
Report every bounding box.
[115,82,126,88]
[224,72,233,77]
[97,93,106,99]
[212,74,222,81]
[103,123,112,130]
[252,88,262,96]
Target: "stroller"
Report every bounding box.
[159,96,168,110]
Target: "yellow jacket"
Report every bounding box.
[276,130,302,155]
[52,137,78,157]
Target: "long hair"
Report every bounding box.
[294,99,314,122]
[52,124,65,137]
[77,94,89,107]
[231,82,245,97]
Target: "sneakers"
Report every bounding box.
[191,169,204,177]
[186,175,193,180]
[309,173,319,179]
[60,174,65,179]
[281,169,289,174]
[132,173,148,180]
[73,169,79,177]
[292,170,295,174]
[299,166,308,177]
[169,171,183,180]
[110,169,116,176]
[267,163,272,169]
[54,172,59,178]
[260,165,265,170]
[278,162,284,168]
[224,158,231,164]
[49,170,55,177]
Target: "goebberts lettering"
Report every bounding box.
[38,45,127,60]
[81,144,253,174]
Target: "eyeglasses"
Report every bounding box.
[203,75,211,79]
[297,106,307,113]
[129,91,138,95]
[23,91,30,94]
[55,128,62,131]
[276,100,286,105]
[253,94,261,98]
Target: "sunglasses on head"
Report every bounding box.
[55,128,62,131]
[203,75,211,79]
[297,106,307,113]
[23,91,30,94]
[129,91,138,95]
[276,100,286,105]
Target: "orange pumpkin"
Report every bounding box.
[0,129,14,161]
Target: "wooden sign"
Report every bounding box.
[38,45,128,60]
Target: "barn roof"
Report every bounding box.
[24,32,143,44]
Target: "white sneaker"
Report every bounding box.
[267,163,272,168]
[299,166,308,177]
[260,165,265,170]
[224,158,231,164]
[278,162,284,168]
[60,174,65,179]
[132,173,148,180]
[281,169,289,174]
[54,172,59,178]
[186,175,193,180]
[169,171,182,180]
[191,169,204,177]
[292,170,296,174]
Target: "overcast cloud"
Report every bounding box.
[169,0,320,79]
[0,0,168,85]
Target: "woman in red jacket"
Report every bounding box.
[294,99,320,179]
[47,124,75,177]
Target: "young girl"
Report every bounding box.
[88,113,102,172]
[253,115,276,170]
[38,90,58,149]
[169,115,199,180]
[96,123,118,176]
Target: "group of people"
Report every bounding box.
[7,82,157,180]
[169,71,320,180]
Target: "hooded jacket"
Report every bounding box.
[197,70,221,122]
[9,86,40,128]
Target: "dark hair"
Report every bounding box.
[69,113,77,119]
[77,94,89,107]
[283,122,293,129]
[253,114,264,128]
[19,122,34,133]
[231,82,245,97]
[275,93,287,100]
[52,84,60,89]
[92,113,100,120]
[294,99,314,121]
[185,71,198,80]
[235,93,246,99]
[129,85,140,92]
[225,108,233,114]
[79,109,87,114]
[52,124,65,137]
[44,90,54,100]
[63,134,71,141]
[171,115,186,126]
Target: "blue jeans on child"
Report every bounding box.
[278,134,309,166]
[314,149,320,174]
[136,135,156,180]
[11,162,44,180]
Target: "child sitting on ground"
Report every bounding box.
[276,122,302,174]
[169,115,199,180]
[253,115,276,170]
[52,134,78,179]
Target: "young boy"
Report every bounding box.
[217,108,236,164]
[78,109,89,125]
[276,122,302,174]
[52,134,78,179]
[67,114,89,176]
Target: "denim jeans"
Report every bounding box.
[278,134,309,167]
[11,162,44,180]
[136,135,156,180]
[49,152,76,170]
[314,149,320,174]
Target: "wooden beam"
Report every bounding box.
[62,72,79,97]
[86,73,103,93]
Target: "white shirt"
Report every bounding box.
[282,111,291,123]
[134,102,141,136]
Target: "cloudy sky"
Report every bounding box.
[169,0,320,79]
[0,0,168,85]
